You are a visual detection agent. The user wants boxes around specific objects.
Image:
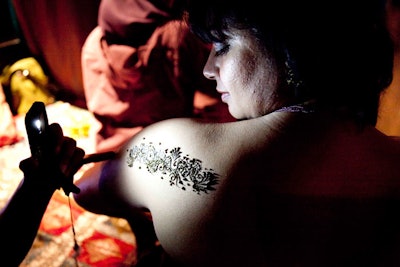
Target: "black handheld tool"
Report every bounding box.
[25,101,80,195]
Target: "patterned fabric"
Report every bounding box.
[21,191,137,267]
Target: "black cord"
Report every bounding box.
[68,195,80,267]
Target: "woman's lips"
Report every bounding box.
[221,92,229,102]
[217,90,230,103]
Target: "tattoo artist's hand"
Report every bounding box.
[19,123,85,194]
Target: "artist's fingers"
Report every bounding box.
[65,147,85,178]
[58,137,84,175]
[47,123,64,155]
[19,157,39,174]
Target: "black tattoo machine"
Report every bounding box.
[25,101,116,195]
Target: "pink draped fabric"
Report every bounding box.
[11,0,101,108]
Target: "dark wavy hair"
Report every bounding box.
[184,0,393,125]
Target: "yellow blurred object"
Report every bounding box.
[63,120,91,139]
[0,83,21,147]
[45,101,95,140]
[0,57,54,114]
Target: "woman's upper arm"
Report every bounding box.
[76,118,222,215]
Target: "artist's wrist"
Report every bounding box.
[19,158,62,193]
[21,173,58,195]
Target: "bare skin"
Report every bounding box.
[376,0,400,136]
[377,54,400,136]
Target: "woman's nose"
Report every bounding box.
[203,51,216,80]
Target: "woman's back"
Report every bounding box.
[105,111,400,266]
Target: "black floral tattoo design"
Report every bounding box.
[126,141,219,194]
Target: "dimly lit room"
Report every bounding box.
[1,0,400,266]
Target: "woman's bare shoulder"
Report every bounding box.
[116,114,292,199]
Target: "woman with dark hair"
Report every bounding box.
[72,0,400,266]
[2,0,400,266]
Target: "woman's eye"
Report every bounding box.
[214,42,230,56]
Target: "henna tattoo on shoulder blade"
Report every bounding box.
[126,138,219,194]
